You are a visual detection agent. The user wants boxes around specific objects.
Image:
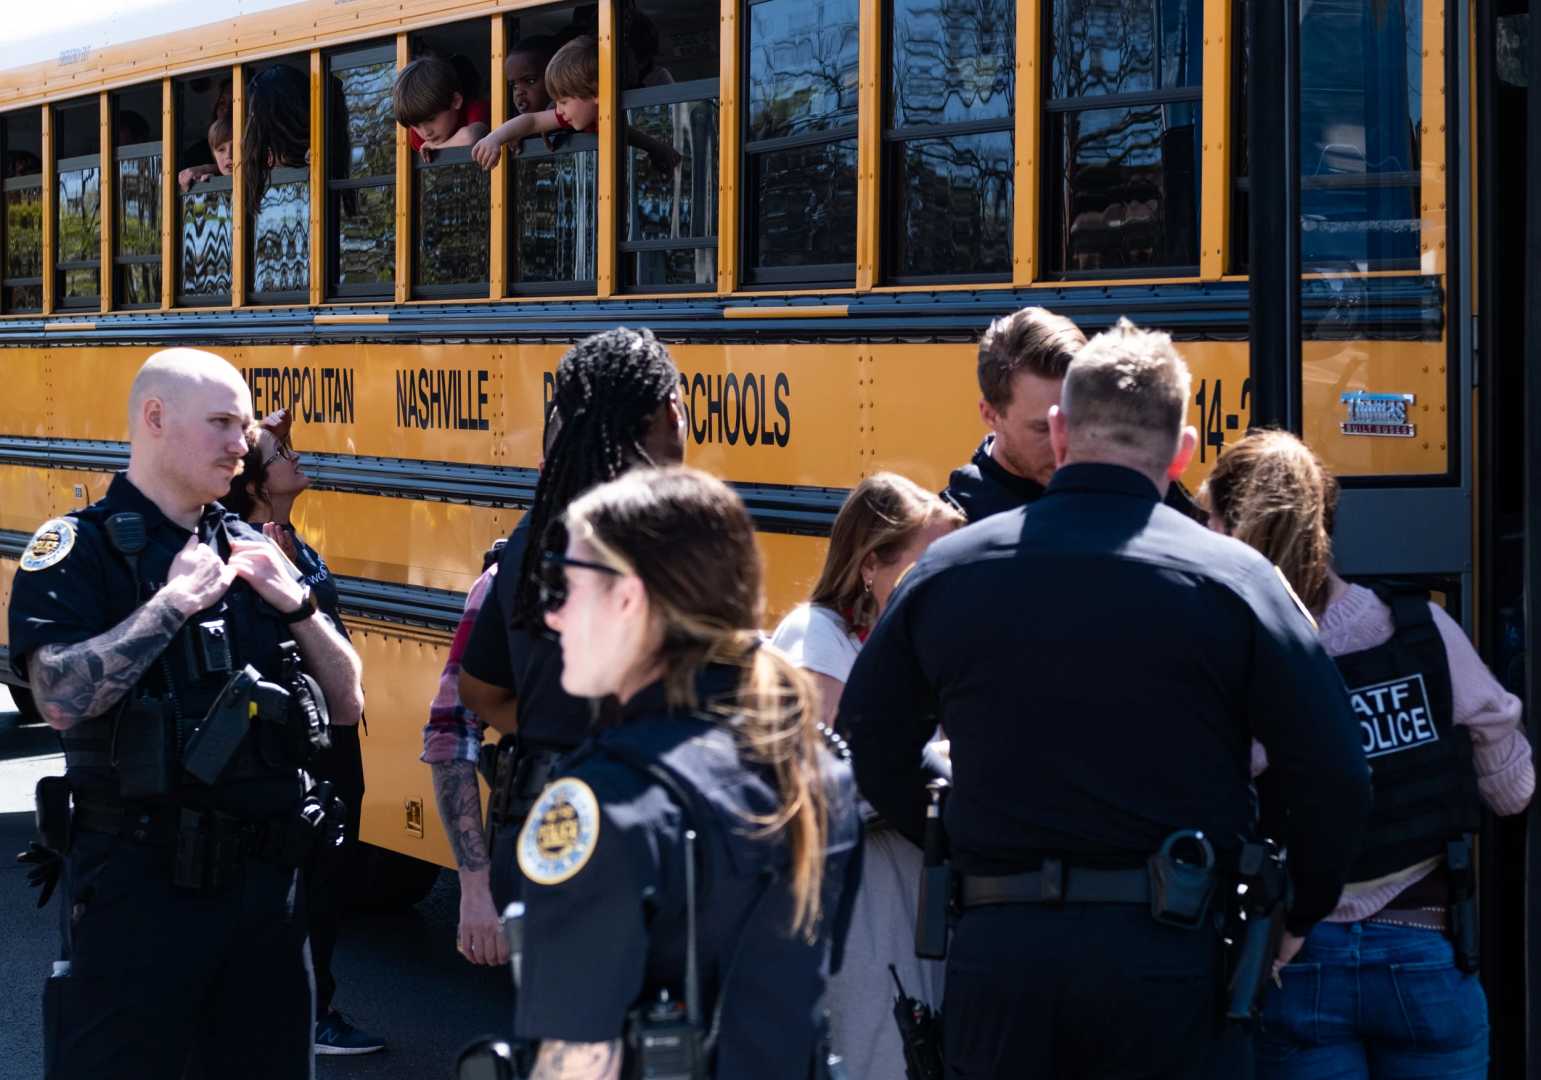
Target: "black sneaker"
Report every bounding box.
[315,1010,386,1056]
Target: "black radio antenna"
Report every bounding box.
[684,829,701,1028]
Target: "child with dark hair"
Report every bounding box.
[393,56,490,162]
[505,35,556,118]
[242,64,310,212]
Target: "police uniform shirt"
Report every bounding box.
[514,665,861,1079]
[8,473,306,819]
[840,463,1371,932]
[461,518,593,749]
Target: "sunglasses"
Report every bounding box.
[538,549,622,612]
[261,443,298,468]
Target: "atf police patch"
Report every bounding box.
[517,777,601,886]
[19,518,76,572]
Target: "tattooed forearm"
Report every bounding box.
[431,759,490,872]
[529,1040,623,1080]
[28,595,187,730]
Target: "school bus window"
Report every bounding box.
[1044,0,1202,277]
[1231,0,1423,273]
[505,5,599,294]
[619,0,719,291]
[328,43,396,299]
[113,86,164,310]
[743,0,860,286]
[407,22,492,299]
[176,73,234,306]
[885,0,1013,282]
[246,59,311,305]
[55,99,103,309]
[2,109,44,313]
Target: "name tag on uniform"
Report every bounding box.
[1349,674,1437,758]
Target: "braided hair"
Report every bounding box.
[511,327,681,629]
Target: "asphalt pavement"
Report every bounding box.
[0,686,513,1080]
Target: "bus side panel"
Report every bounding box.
[1303,339,1450,477]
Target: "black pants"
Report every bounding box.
[45,828,314,1080]
[944,903,1223,1079]
[303,723,364,1018]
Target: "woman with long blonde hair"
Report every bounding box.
[770,472,964,1080]
[1203,430,1532,1080]
[512,466,861,1080]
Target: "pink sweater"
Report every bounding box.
[1255,584,1533,922]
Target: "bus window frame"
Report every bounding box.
[1,114,45,315]
[618,74,721,294]
[739,0,860,289]
[325,41,398,302]
[412,144,491,300]
[880,0,1015,286]
[112,137,165,311]
[507,130,600,297]
[247,162,311,306]
[1040,1,1205,280]
[54,110,104,312]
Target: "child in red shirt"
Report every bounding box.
[394,56,490,162]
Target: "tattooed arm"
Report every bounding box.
[28,534,235,731]
[432,759,508,965]
[28,595,187,730]
[528,1040,623,1080]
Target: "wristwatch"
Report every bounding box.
[279,586,318,624]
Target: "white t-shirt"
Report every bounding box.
[769,604,861,684]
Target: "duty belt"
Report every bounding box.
[73,798,279,859]
[960,860,1151,908]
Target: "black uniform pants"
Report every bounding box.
[303,723,364,1018]
[45,828,314,1080]
[944,903,1223,1079]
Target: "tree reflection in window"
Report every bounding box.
[1045,0,1202,275]
[886,0,1014,280]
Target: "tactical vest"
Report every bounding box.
[1333,590,1481,882]
[59,511,297,803]
[589,717,861,1079]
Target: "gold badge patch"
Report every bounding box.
[19,518,76,572]
[517,777,601,886]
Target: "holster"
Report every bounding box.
[486,741,563,854]
[1446,836,1480,974]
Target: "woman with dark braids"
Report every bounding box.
[444,327,686,948]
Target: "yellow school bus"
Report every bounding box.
[0,0,1535,1064]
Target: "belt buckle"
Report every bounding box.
[1040,857,1065,904]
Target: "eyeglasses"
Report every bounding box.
[261,444,298,468]
[538,549,622,612]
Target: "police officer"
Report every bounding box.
[943,305,1205,523]
[11,348,363,1079]
[839,319,1372,1078]
[451,328,686,923]
[512,466,860,1078]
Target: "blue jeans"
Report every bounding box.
[1255,920,1488,1080]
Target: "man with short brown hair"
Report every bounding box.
[944,306,1086,521]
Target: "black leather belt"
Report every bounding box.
[961,861,1151,908]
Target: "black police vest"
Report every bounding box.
[592,719,861,1079]
[57,511,296,804]
[1333,591,1481,882]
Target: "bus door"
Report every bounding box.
[1251,0,1533,1071]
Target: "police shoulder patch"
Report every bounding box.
[517,776,601,886]
[19,518,77,572]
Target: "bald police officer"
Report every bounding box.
[11,349,364,1079]
[840,320,1372,1078]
